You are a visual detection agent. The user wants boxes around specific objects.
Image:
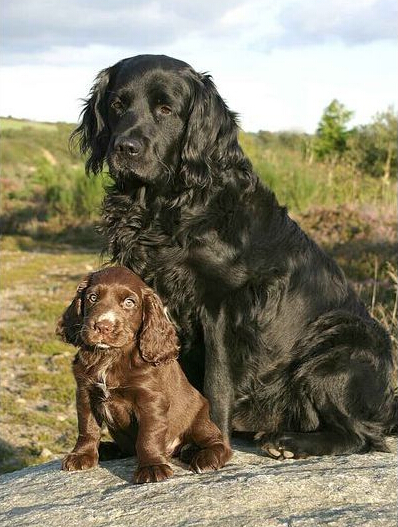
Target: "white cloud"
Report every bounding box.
[1,0,242,61]
[273,0,397,47]
[2,0,396,65]
[0,65,95,123]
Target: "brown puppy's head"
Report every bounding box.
[56,266,179,364]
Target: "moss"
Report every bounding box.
[0,393,20,416]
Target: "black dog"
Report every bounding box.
[73,54,396,459]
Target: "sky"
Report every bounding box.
[1,0,397,133]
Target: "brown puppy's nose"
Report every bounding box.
[94,319,114,335]
[114,136,142,156]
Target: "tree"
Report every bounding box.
[345,107,397,181]
[314,99,353,162]
[370,107,397,182]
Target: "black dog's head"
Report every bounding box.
[72,54,248,189]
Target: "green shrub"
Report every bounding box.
[1,117,395,235]
[22,159,109,221]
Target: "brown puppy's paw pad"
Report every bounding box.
[62,452,99,471]
[133,464,174,484]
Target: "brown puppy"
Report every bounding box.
[56,266,231,483]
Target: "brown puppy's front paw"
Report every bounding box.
[62,451,99,471]
[133,464,174,484]
[189,448,225,473]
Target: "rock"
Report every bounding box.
[39,448,54,459]
[0,438,396,527]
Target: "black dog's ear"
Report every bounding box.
[70,67,111,175]
[138,289,180,365]
[56,277,90,346]
[180,72,248,188]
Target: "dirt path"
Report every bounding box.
[0,237,103,472]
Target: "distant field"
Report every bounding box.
[1,117,395,231]
[0,117,70,131]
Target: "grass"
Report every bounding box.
[0,235,105,472]
[0,120,78,188]
[1,118,394,243]
[239,133,396,212]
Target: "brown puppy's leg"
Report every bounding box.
[62,387,102,471]
[187,403,232,473]
[133,400,173,484]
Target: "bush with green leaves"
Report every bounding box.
[33,160,108,221]
[345,107,397,181]
[313,99,353,162]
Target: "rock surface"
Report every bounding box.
[0,438,397,527]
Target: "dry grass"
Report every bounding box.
[0,204,397,473]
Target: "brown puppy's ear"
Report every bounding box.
[139,289,179,365]
[56,278,89,346]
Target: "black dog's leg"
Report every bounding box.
[259,428,386,460]
[258,320,393,459]
[201,307,234,439]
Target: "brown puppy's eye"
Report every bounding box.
[159,105,172,115]
[87,293,98,303]
[123,297,136,309]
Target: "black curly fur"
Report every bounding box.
[73,54,397,457]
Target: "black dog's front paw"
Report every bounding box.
[256,432,309,460]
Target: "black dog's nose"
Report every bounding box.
[114,136,142,156]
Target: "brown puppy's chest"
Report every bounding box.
[88,369,184,456]
[89,371,134,429]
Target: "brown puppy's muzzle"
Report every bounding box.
[81,314,128,349]
[93,318,114,336]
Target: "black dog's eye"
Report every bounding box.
[87,293,98,303]
[110,99,124,112]
[157,105,172,116]
[123,297,136,308]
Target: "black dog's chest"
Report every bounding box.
[101,188,245,358]
[103,191,197,304]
